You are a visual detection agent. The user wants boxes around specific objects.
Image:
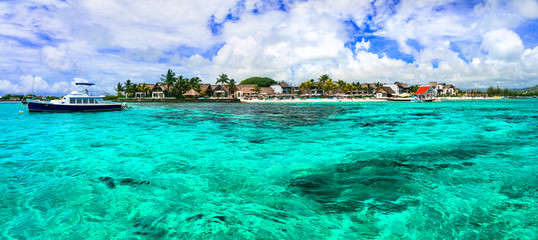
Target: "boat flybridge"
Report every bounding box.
[26,83,126,112]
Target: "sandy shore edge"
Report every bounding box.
[240,97,504,103]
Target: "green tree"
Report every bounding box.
[114,82,124,97]
[160,69,176,96]
[216,73,230,85]
[137,83,151,98]
[227,79,238,98]
[299,80,313,95]
[317,74,331,90]
[409,85,419,93]
[173,75,190,97]
[343,83,355,93]
[123,79,135,98]
[240,77,277,87]
[318,74,330,84]
[502,88,511,96]
[486,86,495,96]
[251,84,262,95]
[323,79,337,95]
[336,79,346,91]
[190,77,202,92]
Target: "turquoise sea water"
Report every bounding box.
[1,99,537,239]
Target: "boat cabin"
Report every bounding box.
[51,91,106,105]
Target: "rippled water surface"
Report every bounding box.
[1,99,537,239]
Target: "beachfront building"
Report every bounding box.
[428,82,459,96]
[211,85,230,97]
[311,88,324,96]
[440,84,458,95]
[135,83,155,98]
[415,86,436,100]
[270,82,295,95]
[151,83,168,98]
[270,83,283,95]
[375,86,396,98]
[236,84,257,98]
[200,84,213,96]
[260,87,275,96]
[359,83,377,96]
[382,84,399,95]
[377,82,410,97]
[280,82,294,94]
[395,82,410,94]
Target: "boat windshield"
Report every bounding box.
[69,98,104,104]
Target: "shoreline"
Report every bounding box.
[239,96,506,103]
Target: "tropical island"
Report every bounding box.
[108,69,537,103]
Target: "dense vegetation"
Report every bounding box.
[521,84,538,93]
[115,70,237,98]
[297,74,386,95]
[240,77,277,87]
[483,85,538,97]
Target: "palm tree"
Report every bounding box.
[367,84,374,95]
[318,74,330,83]
[299,81,313,95]
[171,81,182,98]
[323,79,337,96]
[175,75,189,97]
[299,82,308,95]
[160,69,176,95]
[189,77,202,92]
[227,79,238,98]
[343,83,354,94]
[317,74,331,93]
[375,82,383,88]
[336,79,346,92]
[137,83,151,98]
[123,79,135,98]
[353,82,362,91]
[216,73,230,85]
[251,84,262,95]
[114,82,124,97]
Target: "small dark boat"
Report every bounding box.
[27,83,125,112]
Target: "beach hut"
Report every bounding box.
[184,88,201,98]
[200,84,213,96]
[236,84,257,98]
[211,85,230,97]
[375,86,395,98]
[151,82,169,98]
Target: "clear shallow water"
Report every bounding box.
[1,99,537,239]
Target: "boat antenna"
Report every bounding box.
[31,75,35,98]
[21,75,35,104]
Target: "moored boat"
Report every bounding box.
[27,83,126,112]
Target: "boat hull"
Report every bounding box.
[28,101,122,112]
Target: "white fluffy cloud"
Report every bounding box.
[0,0,537,94]
[481,29,525,61]
[41,44,74,71]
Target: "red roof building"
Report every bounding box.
[415,86,431,94]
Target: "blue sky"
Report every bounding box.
[0,0,537,95]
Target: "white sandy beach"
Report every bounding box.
[240,96,503,103]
